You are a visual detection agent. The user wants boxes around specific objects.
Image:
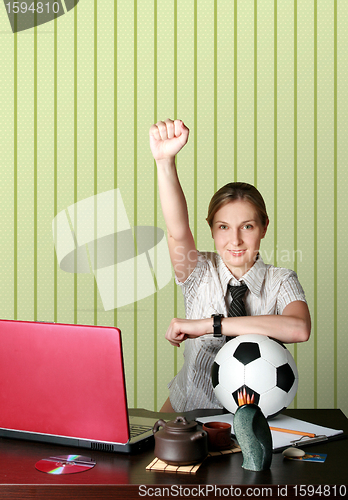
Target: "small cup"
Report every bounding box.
[202,421,232,451]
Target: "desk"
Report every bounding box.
[0,409,346,499]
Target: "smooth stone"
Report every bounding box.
[282,447,305,458]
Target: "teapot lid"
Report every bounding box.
[165,416,198,432]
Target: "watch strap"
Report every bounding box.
[211,314,224,337]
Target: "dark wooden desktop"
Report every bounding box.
[0,409,346,499]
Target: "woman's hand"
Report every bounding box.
[149,119,189,162]
[165,317,211,347]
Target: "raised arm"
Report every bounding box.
[149,119,197,282]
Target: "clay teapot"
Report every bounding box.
[153,416,208,465]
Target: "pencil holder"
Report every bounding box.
[233,404,272,471]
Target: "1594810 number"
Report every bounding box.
[6,2,60,14]
[292,485,347,497]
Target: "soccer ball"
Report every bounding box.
[211,334,298,419]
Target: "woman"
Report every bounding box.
[149,119,311,412]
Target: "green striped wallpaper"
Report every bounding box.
[0,0,347,415]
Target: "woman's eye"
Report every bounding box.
[220,225,227,230]
[243,224,253,229]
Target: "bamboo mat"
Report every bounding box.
[146,442,241,474]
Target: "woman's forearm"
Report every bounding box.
[166,309,310,347]
[220,314,310,343]
[156,158,191,240]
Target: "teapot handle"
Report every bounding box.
[153,419,167,434]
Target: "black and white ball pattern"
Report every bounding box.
[211,334,298,418]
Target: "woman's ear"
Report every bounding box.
[207,219,214,238]
[261,218,269,239]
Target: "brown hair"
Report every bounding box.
[206,182,268,229]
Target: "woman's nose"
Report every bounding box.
[231,229,242,246]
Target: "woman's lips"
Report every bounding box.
[229,249,246,257]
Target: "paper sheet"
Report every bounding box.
[197,413,344,451]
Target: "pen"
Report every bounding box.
[269,427,316,438]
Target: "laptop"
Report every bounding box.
[0,319,157,453]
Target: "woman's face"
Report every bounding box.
[211,199,268,279]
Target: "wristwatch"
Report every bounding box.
[211,314,224,337]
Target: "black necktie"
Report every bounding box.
[226,282,248,342]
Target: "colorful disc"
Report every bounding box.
[35,455,96,475]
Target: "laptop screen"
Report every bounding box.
[0,320,130,444]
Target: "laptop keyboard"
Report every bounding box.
[130,424,153,438]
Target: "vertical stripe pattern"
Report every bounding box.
[54,19,58,324]
[293,0,298,406]
[313,0,318,408]
[0,0,346,415]
[13,31,18,321]
[333,0,338,408]
[234,0,237,179]
[134,0,138,407]
[273,0,277,268]
[74,4,78,325]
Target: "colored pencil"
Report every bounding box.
[269,427,316,438]
[238,389,255,406]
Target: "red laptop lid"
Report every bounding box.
[0,320,130,444]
